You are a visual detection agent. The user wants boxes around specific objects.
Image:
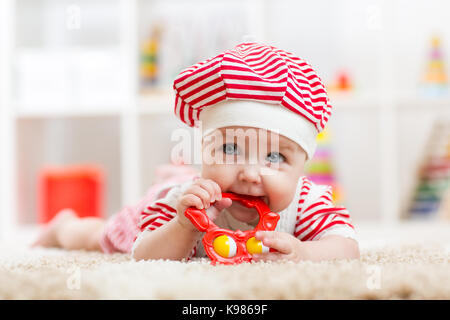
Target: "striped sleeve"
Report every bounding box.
[294,177,357,242]
[131,178,200,258]
[139,201,178,232]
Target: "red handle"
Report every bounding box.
[184,207,210,232]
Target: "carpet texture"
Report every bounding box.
[0,222,449,300]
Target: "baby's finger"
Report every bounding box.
[188,184,213,209]
[206,198,233,221]
[213,198,232,211]
[180,194,205,210]
[255,231,291,254]
[209,180,223,201]
[193,179,217,202]
[195,179,222,203]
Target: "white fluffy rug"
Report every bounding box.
[0,222,449,300]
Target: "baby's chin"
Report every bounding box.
[227,205,260,225]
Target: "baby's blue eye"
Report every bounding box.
[266,152,285,163]
[223,143,239,155]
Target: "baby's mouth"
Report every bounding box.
[227,192,269,205]
[260,196,269,206]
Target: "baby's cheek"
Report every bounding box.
[259,167,278,176]
[201,164,234,189]
[262,173,297,212]
[201,145,217,166]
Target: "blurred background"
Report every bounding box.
[1,0,449,239]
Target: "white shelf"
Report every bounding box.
[138,90,173,115]
[0,0,16,240]
[14,93,450,118]
[15,105,123,118]
[330,92,380,110]
[397,97,450,113]
[331,92,450,113]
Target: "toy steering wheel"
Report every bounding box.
[184,192,280,265]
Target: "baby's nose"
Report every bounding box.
[238,164,262,184]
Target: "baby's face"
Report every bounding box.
[201,126,307,224]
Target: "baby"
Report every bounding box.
[33,42,360,262]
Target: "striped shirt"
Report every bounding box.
[131,176,357,258]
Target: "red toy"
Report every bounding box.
[38,165,104,224]
[184,192,280,265]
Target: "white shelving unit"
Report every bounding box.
[0,0,264,238]
[1,0,449,240]
[0,0,16,240]
[0,0,141,236]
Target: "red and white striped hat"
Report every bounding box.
[172,42,332,159]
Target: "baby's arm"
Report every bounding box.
[132,215,202,261]
[304,234,360,260]
[133,178,230,261]
[252,178,359,262]
[253,231,359,262]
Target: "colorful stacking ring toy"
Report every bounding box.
[184,192,280,265]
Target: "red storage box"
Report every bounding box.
[38,165,105,224]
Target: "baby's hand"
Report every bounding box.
[175,178,232,231]
[252,231,304,262]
